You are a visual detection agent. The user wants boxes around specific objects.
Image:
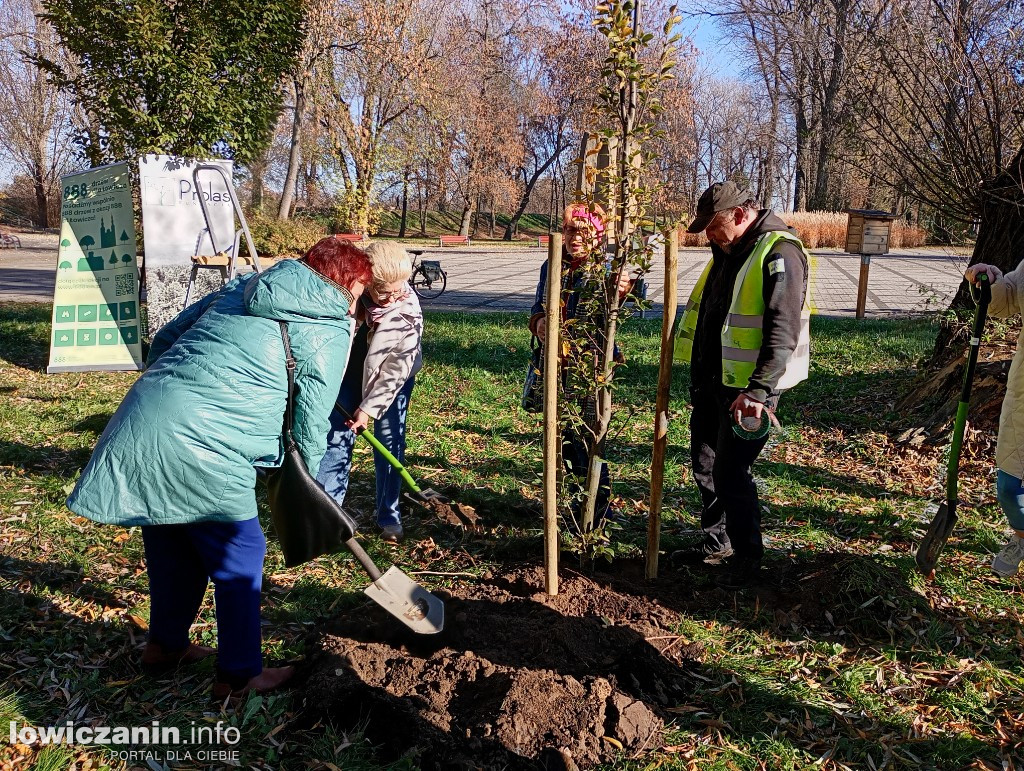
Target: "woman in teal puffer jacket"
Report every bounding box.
[67,237,372,699]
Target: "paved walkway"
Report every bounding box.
[0,230,970,317]
[413,244,968,318]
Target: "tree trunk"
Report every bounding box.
[793,103,809,212]
[33,171,49,229]
[398,169,410,238]
[250,155,267,212]
[900,145,1024,421]
[504,149,565,240]
[304,162,319,207]
[473,193,484,236]
[458,198,474,237]
[32,132,50,228]
[418,180,428,236]
[489,195,496,237]
[278,77,305,221]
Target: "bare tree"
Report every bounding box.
[503,13,601,239]
[439,0,540,237]
[863,0,1024,242]
[709,0,885,210]
[857,0,1024,415]
[0,0,75,227]
[278,0,344,221]
[319,0,449,234]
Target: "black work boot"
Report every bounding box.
[670,541,734,566]
[715,555,763,590]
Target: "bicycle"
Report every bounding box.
[407,250,447,300]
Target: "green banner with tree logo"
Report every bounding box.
[47,163,143,373]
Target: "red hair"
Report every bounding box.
[302,237,373,289]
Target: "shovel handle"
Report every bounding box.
[947,273,991,503]
[335,402,423,493]
[344,537,383,582]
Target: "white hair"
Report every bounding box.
[364,241,413,285]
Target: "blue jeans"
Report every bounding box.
[316,376,415,529]
[996,470,1024,531]
[141,517,265,688]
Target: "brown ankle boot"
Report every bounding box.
[211,666,295,700]
[141,642,216,675]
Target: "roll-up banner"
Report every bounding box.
[47,162,143,373]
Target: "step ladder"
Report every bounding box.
[182,164,266,309]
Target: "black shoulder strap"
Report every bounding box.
[277,321,296,441]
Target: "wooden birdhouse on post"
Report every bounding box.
[846,209,898,318]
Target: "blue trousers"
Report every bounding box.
[996,470,1024,531]
[142,517,265,687]
[317,376,416,529]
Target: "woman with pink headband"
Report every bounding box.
[527,202,632,531]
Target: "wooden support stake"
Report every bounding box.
[646,228,678,580]
[543,233,563,596]
[855,253,871,319]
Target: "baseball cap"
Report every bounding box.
[686,181,755,233]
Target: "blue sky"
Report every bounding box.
[683,13,743,79]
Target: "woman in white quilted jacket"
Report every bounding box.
[965,261,1024,577]
[316,241,424,542]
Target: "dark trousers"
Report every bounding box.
[562,426,611,530]
[142,517,266,687]
[689,387,775,561]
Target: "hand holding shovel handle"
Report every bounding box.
[334,401,449,505]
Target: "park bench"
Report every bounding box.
[438,234,470,247]
[335,233,366,244]
[537,234,550,248]
[0,232,21,249]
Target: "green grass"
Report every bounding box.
[1,304,1023,769]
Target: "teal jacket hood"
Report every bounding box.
[245,258,353,322]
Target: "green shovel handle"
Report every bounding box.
[335,402,423,494]
[947,272,991,503]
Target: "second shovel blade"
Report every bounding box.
[916,501,957,575]
[364,565,445,634]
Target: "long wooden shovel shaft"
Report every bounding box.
[647,228,678,580]
[344,537,383,582]
[542,233,562,597]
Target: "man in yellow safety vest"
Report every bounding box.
[673,181,811,589]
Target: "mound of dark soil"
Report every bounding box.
[303,566,700,769]
[301,553,940,768]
